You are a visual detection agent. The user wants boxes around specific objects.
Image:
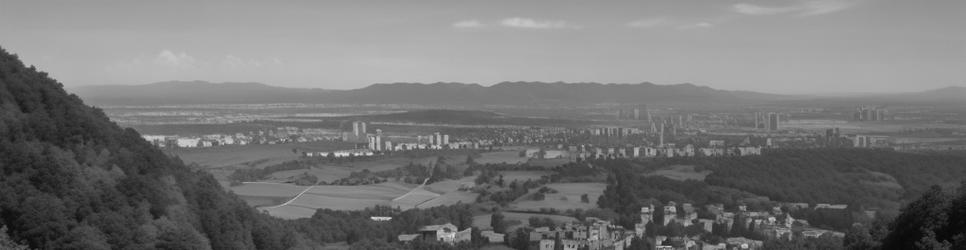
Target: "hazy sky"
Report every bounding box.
[1,0,964,94]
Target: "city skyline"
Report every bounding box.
[2,0,965,94]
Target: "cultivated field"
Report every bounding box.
[416,191,478,209]
[221,151,482,218]
[508,182,607,212]
[170,141,354,169]
[230,182,307,207]
[259,181,413,219]
[256,176,478,219]
[389,187,440,209]
[231,182,306,197]
[415,177,479,208]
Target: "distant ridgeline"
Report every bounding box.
[72,80,786,107]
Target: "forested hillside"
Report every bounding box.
[704,149,966,209]
[0,47,295,249]
[599,149,966,211]
[843,182,966,250]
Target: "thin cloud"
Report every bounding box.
[693,22,715,28]
[452,20,484,28]
[154,50,197,69]
[500,17,579,29]
[627,18,719,30]
[799,0,856,16]
[108,51,281,74]
[626,18,673,28]
[733,3,800,15]
[732,0,861,17]
[677,21,716,30]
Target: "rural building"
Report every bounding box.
[481,230,505,243]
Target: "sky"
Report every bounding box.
[0,0,964,94]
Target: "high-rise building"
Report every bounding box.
[659,123,665,146]
[767,113,780,131]
[367,129,384,151]
[433,132,442,146]
[352,121,367,138]
[753,112,761,129]
[825,128,842,147]
[442,134,449,145]
[617,105,648,120]
[368,135,377,151]
[854,106,887,121]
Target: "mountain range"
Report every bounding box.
[72,81,964,107]
[72,81,787,107]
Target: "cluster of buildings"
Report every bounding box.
[560,140,763,161]
[345,121,488,152]
[752,112,782,131]
[366,130,485,152]
[304,121,492,158]
[616,105,651,121]
[853,106,888,121]
[530,217,635,250]
[635,202,847,250]
[142,126,340,148]
[394,222,508,246]
[852,135,891,148]
[397,223,474,244]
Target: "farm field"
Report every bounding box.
[508,182,607,212]
[169,141,354,169]
[415,176,479,209]
[230,182,308,208]
[259,181,413,219]
[261,205,318,220]
[231,182,306,197]
[389,187,440,209]
[392,176,477,209]
[424,177,475,193]
[415,191,478,209]
[644,165,711,181]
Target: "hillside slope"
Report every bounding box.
[0,48,295,249]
